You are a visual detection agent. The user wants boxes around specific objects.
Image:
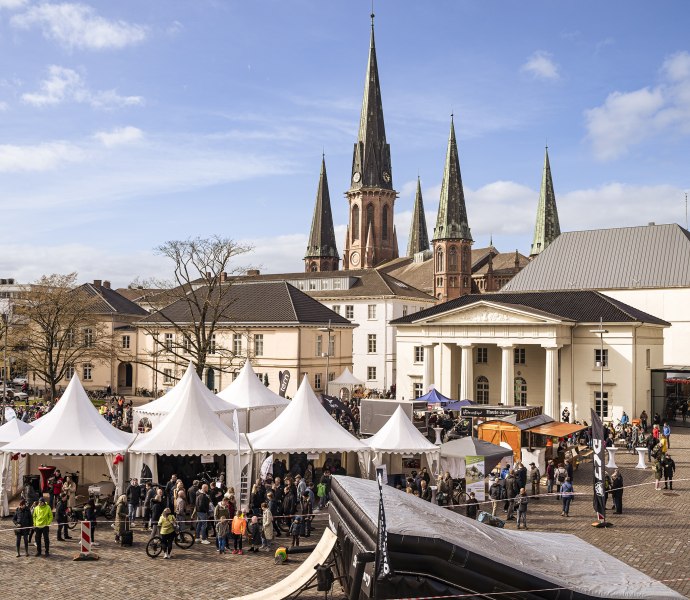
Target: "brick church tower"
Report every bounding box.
[304,155,339,272]
[432,116,473,301]
[343,14,399,270]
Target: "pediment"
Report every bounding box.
[421,301,565,326]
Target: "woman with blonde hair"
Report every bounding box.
[175,487,187,531]
[114,494,128,542]
[158,507,178,559]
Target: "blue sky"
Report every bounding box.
[1,0,689,287]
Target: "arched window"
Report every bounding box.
[352,205,360,241]
[382,205,389,240]
[476,376,489,405]
[310,262,317,272]
[514,377,527,406]
[449,246,458,270]
[366,203,374,233]
[436,248,444,272]
[462,246,470,272]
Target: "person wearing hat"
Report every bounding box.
[13,499,32,557]
[529,463,541,499]
[32,497,53,556]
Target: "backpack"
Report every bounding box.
[556,469,566,483]
[316,483,326,498]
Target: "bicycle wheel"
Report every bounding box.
[175,530,195,549]
[67,516,79,530]
[146,536,163,558]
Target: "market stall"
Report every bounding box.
[327,367,364,401]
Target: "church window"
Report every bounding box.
[352,205,360,241]
[382,205,389,240]
[366,203,374,233]
[436,248,444,271]
[310,262,317,272]
[449,246,458,270]
[462,246,470,272]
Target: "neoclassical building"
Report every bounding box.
[392,290,667,422]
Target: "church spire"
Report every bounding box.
[350,11,392,191]
[530,146,561,257]
[407,176,430,256]
[433,115,472,242]
[304,155,339,272]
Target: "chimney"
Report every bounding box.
[220,272,228,282]
[103,280,111,289]
[93,279,102,287]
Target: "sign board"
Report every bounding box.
[460,406,542,420]
[201,455,214,464]
[465,455,486,501]
[307,453,320,460]
[278,370,291,397]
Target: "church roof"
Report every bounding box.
[305,156,339,260]
[530,147,561,257]
[503,223,690,292]
[391,290,669,326]
[407,177,430,256]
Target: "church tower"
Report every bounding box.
[530,146,561,257]
[304,156,339,272]
[343,13,398,270]
[432,116,473,302]
[407,176,430,257]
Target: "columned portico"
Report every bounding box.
[458,343,474,401]
[543,345,561,418]
[423,344,436,393]
[499,345,514,406]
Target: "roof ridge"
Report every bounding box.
[283,281,300,322]
[85,283,117,313]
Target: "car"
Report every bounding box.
[12,377,28,386]
[2,389,28,401]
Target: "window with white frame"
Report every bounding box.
[65,328,75,348]
[345,305,354,320]
[476,376,489,404]
[65,364,75,380]
[402,305,408,317]
[367,334,377,353]
[367,366,377,381]
[595,391,609,418]
[332,305,341,315]
[163,368,172,383]
[476,347,488,364]
[413,382,423,399]
[594,348,608,368]
[328,335,335,357]
[254,334,264,356]
[514,348,526,365]
[164,333,173,351]
[367,305,376,320]
[232,333,242,355]
[182,336,191,354]
[82,363,93,381]
[83,328,94,348]
[209,334,216,354]
[315,335,323,357]
[414,346,424,363]
[314,373,322,390]
[122,335,130,349]
[514,377,527,406]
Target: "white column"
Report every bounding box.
[458,343,474,401]
[543,345,560,418]
[422,344,436,393]
[499,345,514,405]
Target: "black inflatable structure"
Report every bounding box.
[328,476,682,600]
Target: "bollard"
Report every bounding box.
[73,521,99,561]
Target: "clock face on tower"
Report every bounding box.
[352,171,361,183]
[382,171,391,183]
[350,251,360,266]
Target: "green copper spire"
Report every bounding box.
[530,146,561,257]
[350,13,393,191]
[305,156,339,260]
[433,116,472,241]
[407,176,430,256]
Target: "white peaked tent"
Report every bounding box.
[129,368,251,495]
[133,362,238,429]
[0,418,33,516]
[327,367,364,397]
[1,375,135,512]
[249,376,367,475]
[217,360,289,432]
[364,405,440,477]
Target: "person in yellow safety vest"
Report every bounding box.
[32,497,53,557]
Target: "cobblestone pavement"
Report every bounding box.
[2,429,689,599]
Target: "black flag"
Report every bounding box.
[374,466,392,581]
[278,370,290,398]
[590,408,606,522]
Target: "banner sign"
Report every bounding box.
[460,406,542,420]
[321,393,355,420]
[201,455,214,464]
[374,466,392,582]
[259,454,273,481]
[278,370,290,397]
[590,408,606,522]
[465,455,486,501]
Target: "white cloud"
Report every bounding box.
[11,3,147,50]
[586,51,690,160]
[0,101,8,111]
[0,141,85,172]
[521,51,560,80]
[166,20,183,36]
[22,65,143,109]
[93,126,143,147]
[0,0,27,9]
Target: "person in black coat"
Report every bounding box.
[505,472,520,520]
[13,499,32,557]
[465,492,479,520]
[611,470,624,514]
[84,499,98,544]
[662,453,676,490]
[55,493,71,541]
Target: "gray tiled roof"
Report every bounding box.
[391,290,670,326]
[503,223,690,291]
[79,283,149,316]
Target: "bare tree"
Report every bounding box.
[136,236,254,381]
[12,273,114,400]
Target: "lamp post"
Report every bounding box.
[0,312,7,425]
[590,318,608,420]
[318,320,332,395]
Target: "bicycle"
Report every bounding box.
[146,529,195,558]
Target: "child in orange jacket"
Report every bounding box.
[231,509,247,555]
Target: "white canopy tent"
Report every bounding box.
[132,362,238,429]
[217,360,289,432]
[129,366,251,496]
[248,375,368,476]
[1,375,135,514]
[0,418,32,516]
[363,405,440,478]
[327,367,364,398]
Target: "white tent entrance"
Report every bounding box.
[0,418,32,516]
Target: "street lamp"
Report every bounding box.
[0,312,7,426]
[318,319,332,395]
[590,317,608,421]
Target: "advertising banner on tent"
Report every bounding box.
[279,370,290,397]
[590,408,606,522]
[201,455,214,464]
[465,455,485,501]
[374,466,392,582]
[260,454,273,482]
